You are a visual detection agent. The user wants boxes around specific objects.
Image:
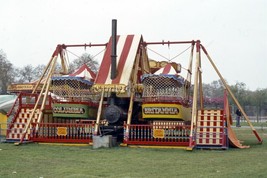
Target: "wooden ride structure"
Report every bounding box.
[5,20,262,149]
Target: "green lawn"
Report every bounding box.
[238,121,267,127]
[0,128,266,178]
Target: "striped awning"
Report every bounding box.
[154,63,178,75]
[68,64,96,81]
[93,35,142,93]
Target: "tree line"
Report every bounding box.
[1,49,266,118]
[202,80,267,119]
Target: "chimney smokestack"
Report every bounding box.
[111,19,117,79]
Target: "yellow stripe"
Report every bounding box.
[126,145,187,149]
[38,142,92,146]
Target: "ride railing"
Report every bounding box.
[19,92,52,109]
[123,122,191,146]
[142,96,185,103]
[6,92,52,137]
[30,122,95,143]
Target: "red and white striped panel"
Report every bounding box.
[154,63,177,75]
[6,108,40,140]
[21,108,39,114]
[95,35,142,85]
[69,64,96,81]
[9,128,24,134]
[8,132,30,140]
[19,110,39,120]
[13,123,26,129]
[25,108,40,114]
[196,110,224,145]
[7,127,31,140]
[8,133,21,139]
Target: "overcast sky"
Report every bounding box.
[1,0,266,91]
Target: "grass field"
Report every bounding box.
[0,128,266,178]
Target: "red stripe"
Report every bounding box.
[69,64,96,79]
[162,64,171,74]
[253,130,263,143]
[95,36,120,84]
[112,35,134,84]
[69,64,86,76]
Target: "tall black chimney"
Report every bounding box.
[111,19,117,79]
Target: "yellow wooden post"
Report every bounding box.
[185,43,194,100]
[125,47,142,137]
[36,54,58,125]
[32,55,53,94]
[17,47,60,145]
[94,89,105,135]
[188,40,201,149]
[198,51,204,110]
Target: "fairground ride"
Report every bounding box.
[5,19,262,149]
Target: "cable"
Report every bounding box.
[65,49,80,59]
[147,44,192,62]
[170,45,192,61]
[66,48,105,61]
[147,47,169,61]
[91,48,106,59]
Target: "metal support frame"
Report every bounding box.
[200,44,263,143]
[125,45,143,139]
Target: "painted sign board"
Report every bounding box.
[53,103,91,118]
[7,84,44,92]
[142,103,191,120]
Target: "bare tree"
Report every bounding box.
[33,64,46,79]
[69,53,99,73]
[0,50,16,94]
[17,65,35,83]
[230,82,248,106]
[202,80,225,98]
[17,64,49,83]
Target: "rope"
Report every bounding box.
[170,45,192,61]
[66,49,81,59]
[91,48,106,59]
[147,44,192,62]
[65,48,105,73]
[147,47,169,61]
[66,47,105,61]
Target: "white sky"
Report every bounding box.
[1,0,266,91]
